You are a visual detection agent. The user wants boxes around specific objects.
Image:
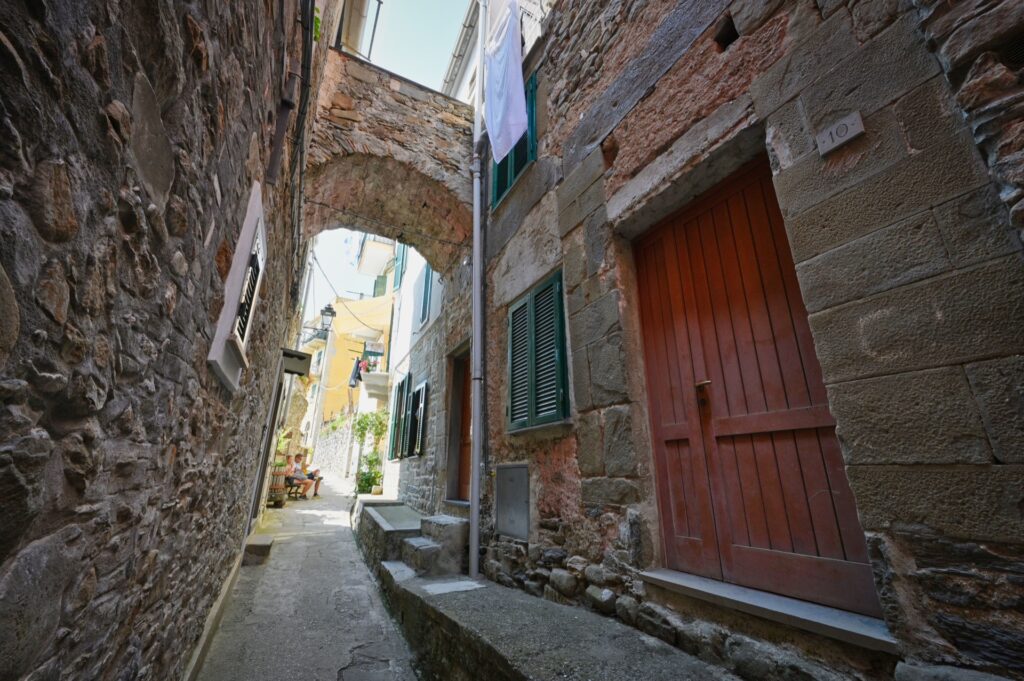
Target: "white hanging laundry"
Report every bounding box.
[484,0,528,163]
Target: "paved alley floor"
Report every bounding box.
[196,478,416,681]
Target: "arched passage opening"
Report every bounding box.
[303,153,472,271]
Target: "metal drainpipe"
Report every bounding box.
[469,0,488,580]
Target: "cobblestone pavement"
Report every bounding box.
[196,477,416,681]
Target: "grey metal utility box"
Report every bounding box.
[495,464,529,540]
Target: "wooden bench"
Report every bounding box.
[286,481,307,499]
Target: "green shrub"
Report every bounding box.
[356,449,383,494]
[353,410,388,448]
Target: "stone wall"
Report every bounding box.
[313,416,358,481]
[0,0,338,679]
[473,0,1024,678]
[305,50,474,271]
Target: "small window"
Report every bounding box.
[418,265,433,325]
[507,271,569,431]
[230,217,266,360]
[492,72,538,206]
[388,376,428,458]
[714,15,739,51]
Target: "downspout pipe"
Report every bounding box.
[469,0,488,580]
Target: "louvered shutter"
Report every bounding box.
[531,277,562,422]
[508,271,568,431]
[400,375,413,457]
[413,383,428,456]
[394,244,407,290]
[508,297,530,429]
[388,378,405,461]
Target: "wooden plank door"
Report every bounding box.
[457,355,473,501]
[636,159,881,617]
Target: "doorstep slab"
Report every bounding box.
[641,568,898,653]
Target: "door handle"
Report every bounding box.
[695,380,711,408]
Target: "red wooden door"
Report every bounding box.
[636,160,881,617]
[457,356,472,501]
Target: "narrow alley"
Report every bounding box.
[194,479,415,681]
[1,0,1023,679]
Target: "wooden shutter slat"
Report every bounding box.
[509,300,531,426]
[533,281,560,418]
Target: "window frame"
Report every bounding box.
[507,270,569,432]
[491,72,538,207]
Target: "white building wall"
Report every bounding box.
[381,247,442,498]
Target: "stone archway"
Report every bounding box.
[306,50,473,269]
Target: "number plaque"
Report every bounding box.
[815,111,865,156]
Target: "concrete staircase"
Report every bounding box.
[400,515,469,576]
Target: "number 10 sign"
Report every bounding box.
[815,111,865,156]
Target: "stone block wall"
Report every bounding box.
[0,0,338,678]
[472,0,1024,678]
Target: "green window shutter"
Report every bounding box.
[387,381,401,461]
[508,271,567,431]
[400,375,412,457]
[409,383,428,456]
[388,376,407,460]
[531,275,565,424]
[373,274,386,297]
[491,72,538,206]
[419,266,433,324]
[394,244,407,290]
[508,297,531,429]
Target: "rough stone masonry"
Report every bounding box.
[0,1,338,679]
[339,0,1024,679]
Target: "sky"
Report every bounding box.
[306,0,469,323]
[360,0,471,91]
[304,230,376,323]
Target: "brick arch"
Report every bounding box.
[305,50,473,270]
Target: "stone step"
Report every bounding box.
[420,514,469,545]
[418,515,469,576]
[242,535,274,565]
[401,536,443,575]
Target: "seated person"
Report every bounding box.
[294,453,323,497]
[284,455,314,499]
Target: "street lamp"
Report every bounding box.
[320,304,336,330]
